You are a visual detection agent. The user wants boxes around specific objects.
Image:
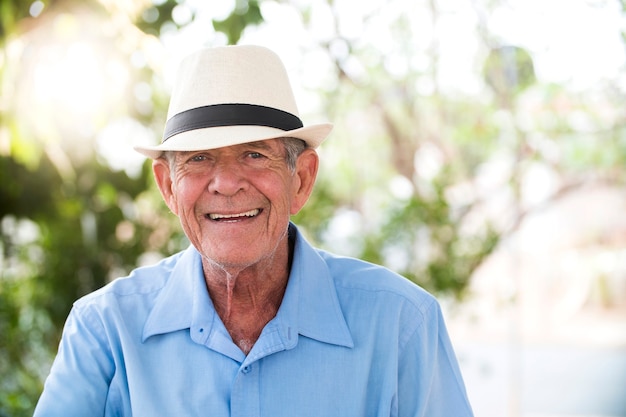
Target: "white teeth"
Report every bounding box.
[209,209,260,220]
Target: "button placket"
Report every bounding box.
[231,361,260,417]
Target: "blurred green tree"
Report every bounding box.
[291,0,625,298]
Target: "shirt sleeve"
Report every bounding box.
[397,299,474,417]
[34,304,115,417]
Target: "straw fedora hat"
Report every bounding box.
[134,45,333,159]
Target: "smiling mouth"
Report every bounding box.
[207,209,261,222]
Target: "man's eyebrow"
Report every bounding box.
[241,141,284,155]
[176,141,277,156]
[245,140,273,150]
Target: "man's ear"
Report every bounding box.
[290,148,319,215]
[152,158,179,216]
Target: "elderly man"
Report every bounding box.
[35,45,474,417]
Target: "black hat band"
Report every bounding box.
[163,103,304,143]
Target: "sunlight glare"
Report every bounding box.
[29,1,45,17]
[96,118,154,178]
[33,42,105,117]
[11,8,135,163]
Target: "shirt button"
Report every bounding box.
[242,365,251,374]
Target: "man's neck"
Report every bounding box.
[201,235,293,354]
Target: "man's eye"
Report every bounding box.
[247,152,264,159]
[189,154,207,162]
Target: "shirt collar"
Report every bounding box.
[278,224,353,348]
[142,247,206,341]
[141,224,354,351]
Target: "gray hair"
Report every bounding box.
[161,137,308,177]
[280,137,308,172]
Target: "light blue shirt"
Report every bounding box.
[35,225,473,417]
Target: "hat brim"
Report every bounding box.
[134,123,333,159]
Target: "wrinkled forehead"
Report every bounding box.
[167,138,285,159]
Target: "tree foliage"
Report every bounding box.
[291,0,625,298]
[213,0,264,44]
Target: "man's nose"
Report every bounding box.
[207,161,247,196]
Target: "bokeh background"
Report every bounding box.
[1,0,625,416]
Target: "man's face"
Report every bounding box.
[153,138,318,271]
